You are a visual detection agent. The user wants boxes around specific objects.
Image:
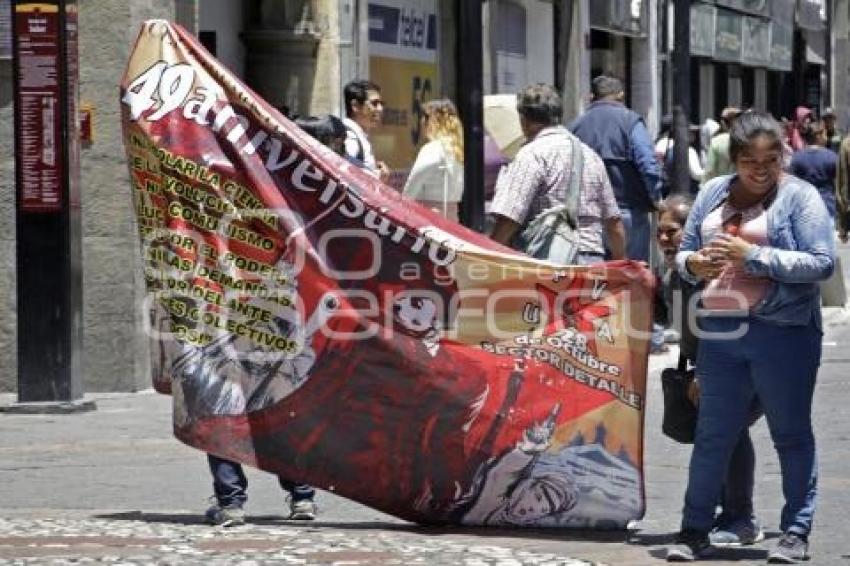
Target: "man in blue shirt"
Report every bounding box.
[790,119,838,220]
[570,75,662,262]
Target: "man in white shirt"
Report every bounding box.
[342,80,390,181]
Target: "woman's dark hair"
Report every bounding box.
[343,80,380,117]
[728,110,784,162]
[296,114,347,148]
[516,83,562,126]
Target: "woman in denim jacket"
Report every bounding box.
[666,112,835,563]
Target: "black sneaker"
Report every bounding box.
[666,529,714,562]
[767,532,809,564]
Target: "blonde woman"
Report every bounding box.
[403,99,464,222]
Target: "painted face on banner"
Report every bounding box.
[393,293,439,337]
[504,474,578,525]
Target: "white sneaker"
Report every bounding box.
[289,498,317,520]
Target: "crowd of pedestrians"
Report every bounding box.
[194,74,845,564]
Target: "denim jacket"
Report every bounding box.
[676,174,835,328]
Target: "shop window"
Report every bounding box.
[492,1,527,93]
[493,1,526,56]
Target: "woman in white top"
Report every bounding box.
[655,117,705,190]
[403,99,464,222]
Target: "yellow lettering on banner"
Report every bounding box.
[195,265,267,292]
[221,251,274,276]
[154,147,221,187]
[201,311,298,353]
[163,176,235,216]
[136,202,165,223]
[223,222,275,251]
[167,201,220,232]
[160,297,199,320]
[130,133,147,148]
[146,247,195,272]
[169,321,213,347]
[227,299,273,323]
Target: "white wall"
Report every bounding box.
[199,0,245,78]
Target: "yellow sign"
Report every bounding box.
[369,56,439,173]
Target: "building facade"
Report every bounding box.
[661,0,835,126]
[0,0,845,393]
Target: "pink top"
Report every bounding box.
[700,202,771,311]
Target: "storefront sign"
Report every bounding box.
[690,3,716,58]
[769,0,794,71]
[714,0,767,16]
[797,0,826,31]
[741,16,771,67]
[589,0,646,37]
[368,0,439,179]
[714,8,743,63]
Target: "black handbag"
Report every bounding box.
[661,354,698,444]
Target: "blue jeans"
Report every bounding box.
[619,207,651,262]
[208,454,315,507]
[683,317,820,536]
[717,400,763,522]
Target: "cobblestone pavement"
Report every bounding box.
[0,517,598,565]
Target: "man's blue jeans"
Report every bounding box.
[208,454,315,507]
[619,207,651,262]
[683,316,820,536]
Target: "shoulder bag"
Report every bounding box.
[515,136,584,265]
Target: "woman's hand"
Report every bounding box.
[686,250,724,281]
[704,234,755,268]
[687,378,700,407]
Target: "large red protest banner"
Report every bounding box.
[121,21,654,528]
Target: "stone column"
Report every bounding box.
[560,0,591,123]
[833,0,850,130]
[242,0,340,117]
[631,0,660,135]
